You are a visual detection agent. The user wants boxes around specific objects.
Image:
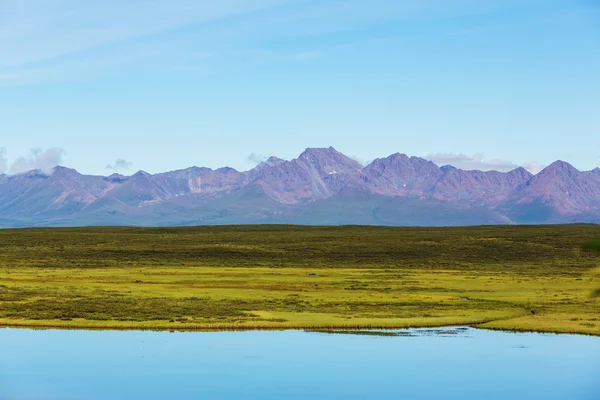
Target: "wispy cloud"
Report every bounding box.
[0,0,542,86]
[247,152,268,165]
[521,161,546,175]
[0,147,7,174]
[9,148,65,175]
[0,0,299,85]
[348,154,373,167]
[106,158,133,171]
[426,152,543,174]
[0,1,297,69]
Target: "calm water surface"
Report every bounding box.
[1,327,598,400]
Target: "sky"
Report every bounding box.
[0,0,599,176]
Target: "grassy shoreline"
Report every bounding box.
[1,225,599,336]
[2,321,599,337]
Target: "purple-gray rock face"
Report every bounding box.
[248,147,363,204]
[587,168,600,180]
[506,161,600,216]
[360,153,443,197]
[431,167,533,204]
[0,148,598,227]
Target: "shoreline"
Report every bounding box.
[1,320,599,337]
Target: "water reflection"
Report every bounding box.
[306,326,473,337]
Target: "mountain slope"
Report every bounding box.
[360,153,443,197]
[249,147,363,204]
[0,148,598,227]
[502,161,600,222]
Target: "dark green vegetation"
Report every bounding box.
[583,239,600,298]
[583,240,600,252]
[0,225,599,334]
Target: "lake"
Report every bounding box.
[1,327,598,399]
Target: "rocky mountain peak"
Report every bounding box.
[440,165,457,173]
[295,147,361,175]
[215,167,238,174]
[52,166,80,177]
[539,160,580,177]
[299,147,361,168]
[131,170,152,179]
[264,156,285,166]
[0,148,598,226]
[505,167,534,182]
[105,173,127,183]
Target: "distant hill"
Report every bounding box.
[1,147,599,227]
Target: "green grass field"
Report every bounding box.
[0,225,599,335]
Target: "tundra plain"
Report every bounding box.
[0,225,599,335]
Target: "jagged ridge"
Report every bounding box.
[1,147,599,227]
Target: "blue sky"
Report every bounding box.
[0,0,599,175]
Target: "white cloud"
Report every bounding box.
[426,152,543,174]
[106,158,133,171]
[0,147,7,174]
[521,161,546,175]
[427,153,517,171]
[247,152,267,165]
[9,148,65,175]
[348,154,372,166]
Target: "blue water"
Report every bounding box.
[0,327,598,400]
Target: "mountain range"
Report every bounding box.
[1,147,599,227]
